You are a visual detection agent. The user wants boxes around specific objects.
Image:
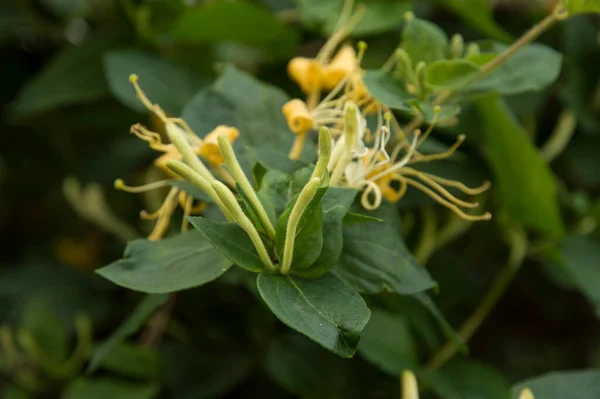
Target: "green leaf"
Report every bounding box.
[104,50,203,114]
[562,0,600,14]
[213,66,293,152]
[559,236,600,316]
[276,188,326,271]
[188,217,263,272]
[474,97,564,236]
[172,1,297,59]
[266,334,348,397]
[20,299,69,364]
[468,43,563,95]
[357,309,417,376]
[181,88,237,138]
[62,378,159,399]
[96,231,232,293]
[403,18,449,64]
[256,271,371,357]
[257,169,293,218]
[334,202,436,295]
[87,294,168,373]
[295,187,357,278]
[98,343,162,380]
[414,293,467,353]
[422,359,511,399]
[168,180,212,202]
[512,370,600,398]
[362,70,414,110]
[433,0,511,42]
[12,34,117,116]
[245,147,309,175]
[426,59,481,90]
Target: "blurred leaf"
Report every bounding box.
[20,300,69,364]
[188,217,263,273]
[422,359,511,399]
[358,309,417,376]
[173,1,297,60]
[426,59,480,90]
[334,202,436,295]
[300,0,411,36]
[245,147,309,175]
[99,342,162,380]
[213,66,293,152]
[97,231,232,293]
[403,18,448,64]
[468,43,563,95]
[474,97,564,237]
[433,0,511,42]
[104,50,203,114]
[512,370,600,398]
[559,236,600,316]
[562,0,600,14]
[12,35,118,117]
[257,271,371,358]
[62,378,159,399]
[88,294,168,373]
[168,180,213,202]
[414,293,467,353]
[266,333,348,397]
[181,88,237,137]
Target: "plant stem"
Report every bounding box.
[288,133,307,160]
[140,294,177,348]
[426,226,528,371]
[541,109,577,162]
[414,207,437,265]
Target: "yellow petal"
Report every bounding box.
[199,125,240,166]
[321,45,357,91]
[282,99,314,135]
[287,57,322,93]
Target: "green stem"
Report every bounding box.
[414,207,437,265]
[165,123,214,182]
[541,109,577,162]
[426,226,528,371]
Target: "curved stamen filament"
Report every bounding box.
[129,75,167,121]
[410,135,465,164]
[147,187,180,240]
[359,180,382,210]
[114,178,170,193]
[400,168,479,209]
[368,131,420,182]
[419,173,491,195]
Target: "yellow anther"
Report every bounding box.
[129,74,138,83]
[403,11,415,22]
[114,179,125,190]
[287,57,322,94]
[282,99,314,135]
[357,41,367,51]
[199,125,240,166]
[322,45,357,91]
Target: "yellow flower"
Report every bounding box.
[199,125,240,166]
[282,99,314,135]
[287,57,323,94]
[321,45,357,91]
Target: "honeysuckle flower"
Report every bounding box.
[519,388,535,399]
[402,370,419,399]
[329,102,491,221]
[114,75,239,240]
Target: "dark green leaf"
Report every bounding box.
[96,231,232,293]
[403,18,449,64]
[257,169,293,217]
[62,378,159,399]
[414,293,467,353]
[334,202,436,295]
[362,70,414,110]
[433,0,511,41]
[188,217,263,272]
[257,271,371,357]
[98,343,162,380]
[474,97,564,236]
[104,50,203,114]
[358,309,417,376]
[181,88,237,138]
[12,34,117,116]
[87,294,168,373]
[559,236,600,315]
[512,370,600,398]
[426,59,481,90]
[168,180,212,202]
[245,146,309,174]
[173,1,297,59]
[20,300,69,364]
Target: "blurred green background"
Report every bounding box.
[1,0,600,398]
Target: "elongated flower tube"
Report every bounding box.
[311,127,333,181]
[217,135,276,239]
[330,103,364,185]
[280,177,322,275]
[211,181,276,272]
[401,371,419,399]
[519,388,534,399]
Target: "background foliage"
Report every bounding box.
[1,0,600,397]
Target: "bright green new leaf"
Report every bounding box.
[188,217,263,272]
[12,34,117,117]
[468,42,563,95]
[173,1,297,59]
[403,18,449,64]
[426,59,481,90]
[334,202,436,295]
[562,0,600,14]
[257,271,371,358]
[422,359,511,399]
[87,294,168,373]
[62,378,159,399]
[295,188,357,278]
[96,231,232,293]
[104,50,203,115]
[474,97,564,237]
[358,309,418,377]
[512,370,600,398]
